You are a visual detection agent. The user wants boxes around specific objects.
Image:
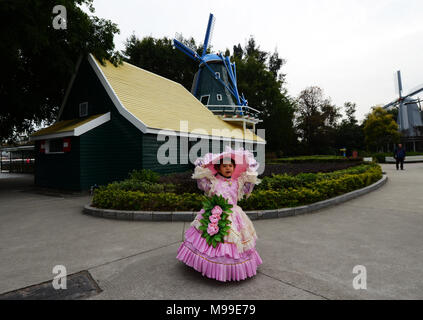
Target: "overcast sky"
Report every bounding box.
[87,0,423,121]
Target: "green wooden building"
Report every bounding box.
[30,54,265,191]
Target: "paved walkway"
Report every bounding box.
[0,164,422,299]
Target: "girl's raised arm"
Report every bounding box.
[243,182,255,198]
[192,164,214,194]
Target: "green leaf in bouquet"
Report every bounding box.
[211,239,217,248]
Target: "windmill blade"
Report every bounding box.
[173,39,201,62]
[394,70,403,98]
[383,99,399,109]
[403,85,423,99]
[223,56,241,105]
[202,13,215,57]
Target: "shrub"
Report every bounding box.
[92,189,204,211]
[239,164,382,210]
[158,171,201,194]
[271,155,363,164]
[106,180,176,193]
[256,164,378,191]
[128,169,160,183]
[92,163,383,211]
[373,153,386,163]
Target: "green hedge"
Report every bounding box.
[92,190,204,211]
[239,164,382,210]
[92,164,382,211]
[271,155,363,164]
[256,164,375,190]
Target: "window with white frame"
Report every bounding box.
[79,102,88,117]
[217,94,223,101]
[215,72,220,79]
[200,95,210,106]
[45,139,64,154]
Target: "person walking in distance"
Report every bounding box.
[393,143,406,170]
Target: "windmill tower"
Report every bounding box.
[173,13,262,134]
[383,71,423,151]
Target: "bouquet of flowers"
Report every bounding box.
[198,195,233,248]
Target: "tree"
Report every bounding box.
[295,86,341,154]
[232,37,296,154]
[122,34,200,92]
[124,35,297,154]
[0,0,121,144]
[386,107,399,123]
[344,102,358,125]
[334,102,365,154]
[363,107,400,152]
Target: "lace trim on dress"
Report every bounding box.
[237,170,261,201]
[192,166,218,197]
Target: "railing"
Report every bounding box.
[206,105,261,120]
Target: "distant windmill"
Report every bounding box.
[383,71,423,137]
[173,13,261,131]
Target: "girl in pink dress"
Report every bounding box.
[176,147,263,282]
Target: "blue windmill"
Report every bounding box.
[173,13,261,127]
[383,70,423,138]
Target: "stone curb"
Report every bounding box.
[83,175,388,222]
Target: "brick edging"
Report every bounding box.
[83,175,388,222]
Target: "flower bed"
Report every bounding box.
[92,163,382,211]
[260,161,363,177]
[239,164,382,210]
[271,155,363,164]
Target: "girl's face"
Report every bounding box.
[218,162,234,177]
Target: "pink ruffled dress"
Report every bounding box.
[176,148,263,282]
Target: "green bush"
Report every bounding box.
[92,190,204,211]
[271,155,363,164]
[92,163,383,211]
[373,153,386,163]
[239,164,382,210]
[106,180,176,193]
[128,169,160,183]
[256,164,377,191]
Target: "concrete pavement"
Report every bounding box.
[0,163,422,299]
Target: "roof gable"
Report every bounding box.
[89,55,264,143]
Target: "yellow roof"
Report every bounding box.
[31,114,106,137]
[93,56,264,143]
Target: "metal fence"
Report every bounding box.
[0,147,35,173]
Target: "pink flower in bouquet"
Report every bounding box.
[211,205,223,216]
[209,214,220,224]
[207,223,219,236]
[197,208,205,219]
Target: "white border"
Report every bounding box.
[145,127,265,144]
[30,113,111,141]
[74,112,111,136]
[200,94,210,105]
[88,54,148,133]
